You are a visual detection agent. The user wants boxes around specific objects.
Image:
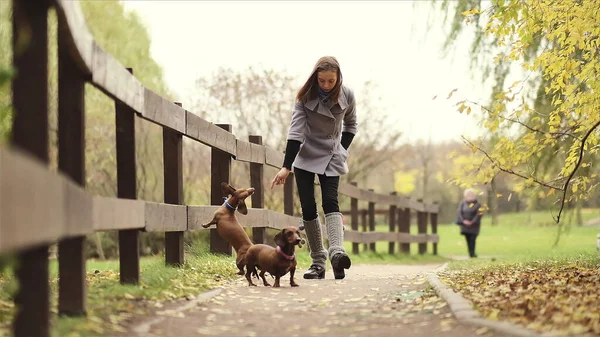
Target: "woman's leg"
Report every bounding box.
[318,174,351,279]
[462,233,471,256]
[294,167,327,279]
[465,234,476,257]
[470,234,478,258]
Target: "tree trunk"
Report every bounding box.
[94,233,105,260]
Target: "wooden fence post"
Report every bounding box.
[361,209,368,252]
[116,68,140,283]
[11,1,51,335]
[210,124,232,255]
[431,202,439,255]
[249,135,266,244]
[417,199,427,255]
[399,207,410,254]
[164,102,184,266]
[284,174,294,216]
[368,189,376,252]
[388,192,397,255]
[57,22,87,316]
[350,182,359,254]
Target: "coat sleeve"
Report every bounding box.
[456,201,464,224]
[287,101,307,142]
[343,88,358,135]
[471,202,483,223]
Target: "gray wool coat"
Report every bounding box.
[287,85,358,176]
[456,200,483,235]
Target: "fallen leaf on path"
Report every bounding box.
[476,327,490,335]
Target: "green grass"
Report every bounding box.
[437,211,599,257]
[357,208,599,269]
[0,248,240,337]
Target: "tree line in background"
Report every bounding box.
[1,0,597,259]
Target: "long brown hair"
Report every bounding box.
[296,56,343,103]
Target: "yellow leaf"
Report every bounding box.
[447,88,458,99]
[488,309,500,320]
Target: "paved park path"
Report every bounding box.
[124,262,514,337]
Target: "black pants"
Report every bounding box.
[462,233,478,257]
[294,167,340,221]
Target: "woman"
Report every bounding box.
[456,188,483,258]
[271,56,357,280]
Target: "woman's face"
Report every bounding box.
[317,70,337,92]
[464,191,476,202]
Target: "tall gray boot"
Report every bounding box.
[325,212,351,279]
[302,217,327,279]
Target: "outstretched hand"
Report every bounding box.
[271,167,291,189]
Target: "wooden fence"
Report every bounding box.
[0,1,439,336]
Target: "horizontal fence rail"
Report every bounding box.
[0,146,439,254]
[1,1,441,336]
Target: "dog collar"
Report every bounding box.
[276,246,295,260]
[223,197,236,211]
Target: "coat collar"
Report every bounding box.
[304,86,349,116]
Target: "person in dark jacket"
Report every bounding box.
[456,188,483,258]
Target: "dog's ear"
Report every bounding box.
[274,230,286,247]
[237,200,248,215]
[221,182,236,195]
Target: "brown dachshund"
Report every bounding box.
[202,182,255,275]
[245,226,305,288]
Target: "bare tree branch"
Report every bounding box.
[555,118,600,223]
[461,137,563,190]
[467,99,581,141]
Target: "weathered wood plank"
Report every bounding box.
[63,179,93,236]
[210,124,233,255]
[249,135,266,244]
[143,89,185,133]
[0,147,66,253]
[235,139,252,162]
[92,197,145,231]
[264,146,284,168]
[145,203,187,232]
[185,111,237,155]
[338,182,435,212]
[187,205,220,230]
[54,0,93,74]
[115,67,140,284]
[342,230,439,244]
[266,210,299,230]
[240,208,269,228]
[92,43,144,113]
[250,143,265,164]
[187,206,300,231]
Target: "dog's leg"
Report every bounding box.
[236,261,245,275]
[273,272,281,288]
[290,267,299,287]
[201,217,217,229]
[259,270,271,287]
[245,265,256,287]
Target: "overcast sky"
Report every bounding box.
[121,1,490,144]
